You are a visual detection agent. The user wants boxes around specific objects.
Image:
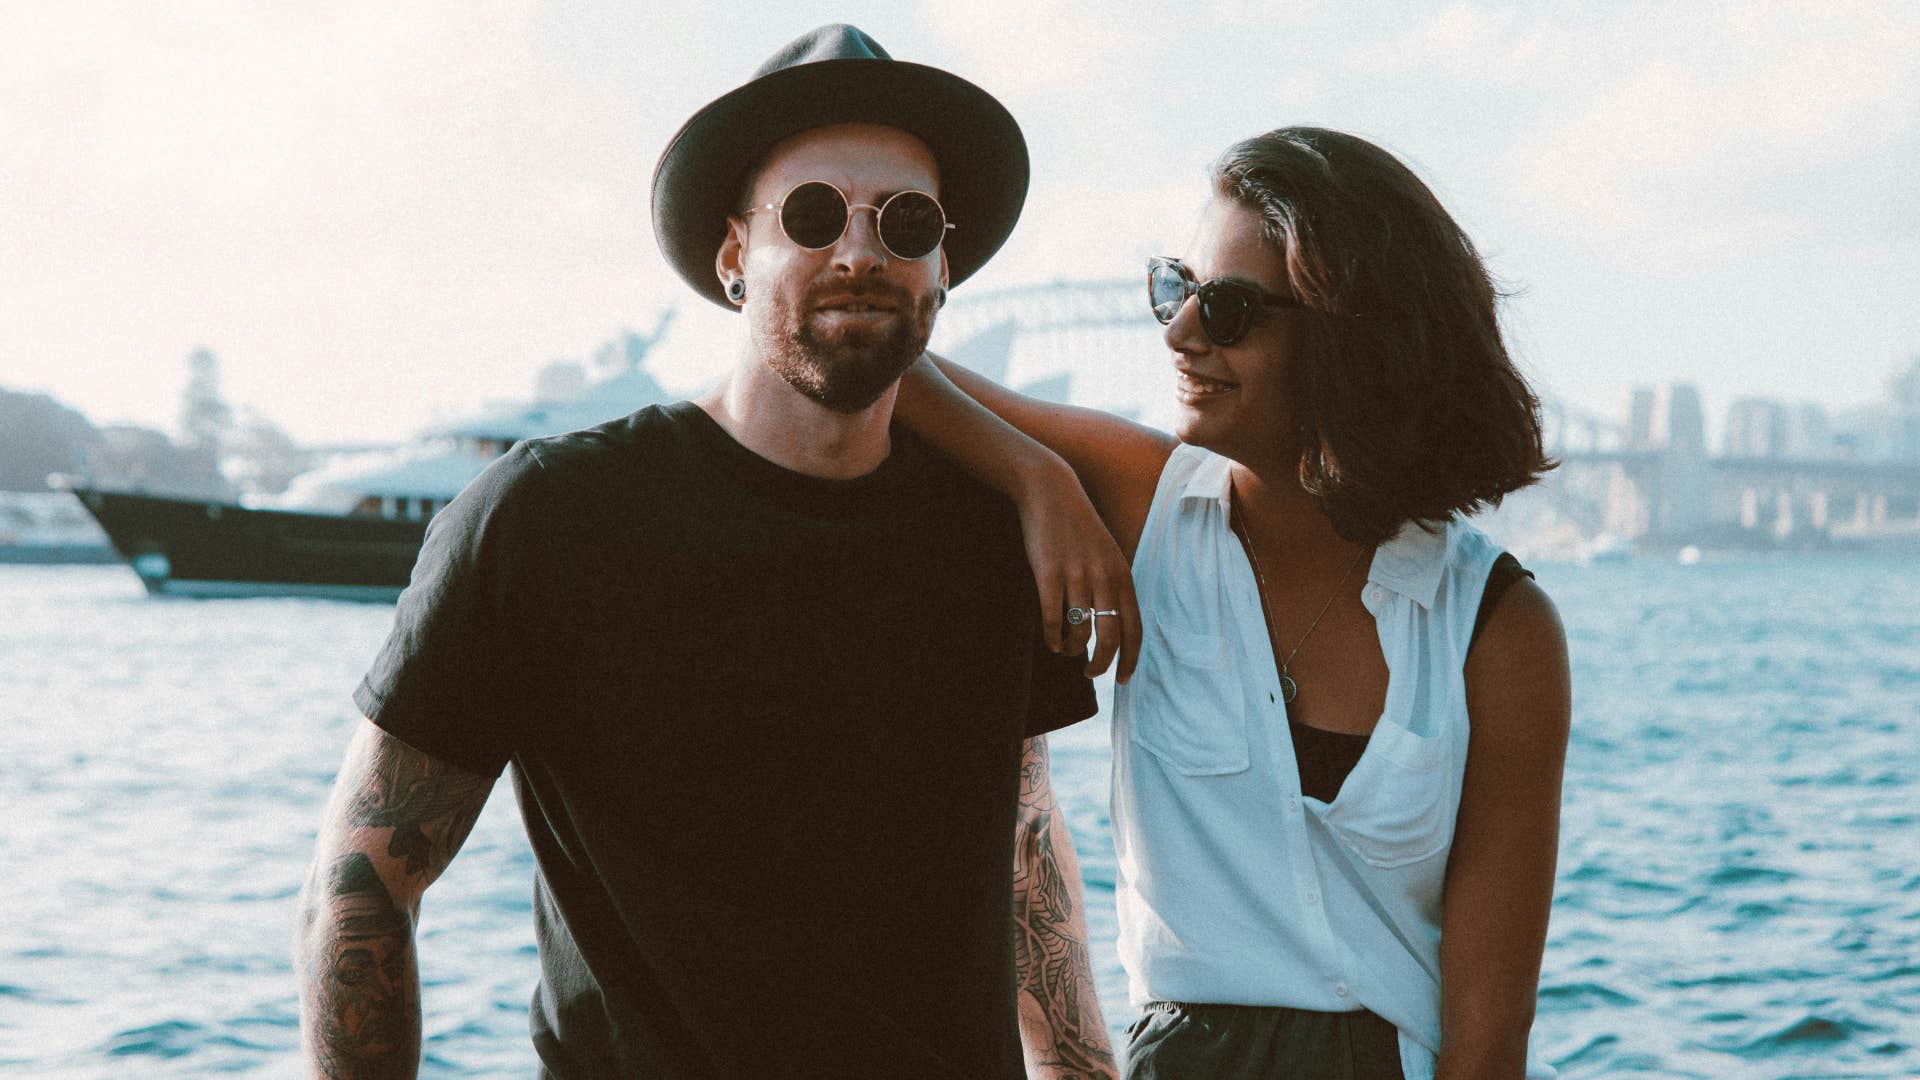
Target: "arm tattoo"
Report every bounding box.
[298,853,420,1077]
[344,746,491,880]
[297,731,492,1078]
[1013,736,1116,1078]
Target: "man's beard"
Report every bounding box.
[756,279,941,413]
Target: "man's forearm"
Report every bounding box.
[296,852,423,1079]
[1013,737,1118,1079]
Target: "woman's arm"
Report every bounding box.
[902,353,1174,556]
[1437,579,1571,1079]
[895,353,1175,681]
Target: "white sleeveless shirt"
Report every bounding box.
[1112,444,1555,1080]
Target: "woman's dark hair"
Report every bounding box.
[1212,127,1554,544]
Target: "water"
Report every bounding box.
[3,558,1916,1077]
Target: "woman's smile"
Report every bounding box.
[1174,368,1240,402]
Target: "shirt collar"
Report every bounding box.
[1367,519,1447,610]
[1179,448,1448,610]
[1178,449,1236,510]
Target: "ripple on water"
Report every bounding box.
[1705,864,1796,887]
[1860,962,1920,983]
[1662,967,1826,989]
[1716,1013,1882,1058]
[1550,1033,1618,1070]
[104,1020,205,1059]
[1537,981,1640,1009]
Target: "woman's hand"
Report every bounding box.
[1015,456,1141,684]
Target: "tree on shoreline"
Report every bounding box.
[0,383,234,499]
[0,388,103,492]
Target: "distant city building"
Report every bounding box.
[1628,386,1658,451]
[1724,398,1788,458]
[1892,357,1920,463]
[1722,398,1834,459]
[1833,405,1893,461]
[1789,403,1833,460]
[1657,384,1709,536]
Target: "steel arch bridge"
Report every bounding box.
[936,278,1151,349]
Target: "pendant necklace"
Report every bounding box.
[1228,496,1368,706]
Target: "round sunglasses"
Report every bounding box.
[746,181,955,261]
[1147,256,1303,346]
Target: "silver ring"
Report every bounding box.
[1093,609,1120,617]
[1066,607,1093,626]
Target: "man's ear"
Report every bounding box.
[716,217,748,303]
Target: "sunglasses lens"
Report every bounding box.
[780,182,849,249]
[878,191,946,259]
[1147,262,1188,324]
[1199,285,1254,345]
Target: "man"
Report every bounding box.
[296,24,1118,1079]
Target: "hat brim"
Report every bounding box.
[651,59,1029,310]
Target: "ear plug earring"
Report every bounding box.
[726,278,746,303]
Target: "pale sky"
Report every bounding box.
[3,1,1916,445]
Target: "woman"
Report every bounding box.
[895,127,1570,1079]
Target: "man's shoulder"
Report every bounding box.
[520,402,692,472]
[508,401,708,499]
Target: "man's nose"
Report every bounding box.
[831,206,888,276]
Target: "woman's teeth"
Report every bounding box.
[1176,371,1238,396]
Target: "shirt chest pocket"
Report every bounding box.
[1320,718,1454,868]
[1126,618,1250,776]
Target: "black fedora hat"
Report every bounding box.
[651,24,1029,310]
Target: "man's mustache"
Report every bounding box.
[802,278,921,309]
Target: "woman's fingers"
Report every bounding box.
[1085,553,1142,681]
[1086,597,1121,679]
[1063,568,1095,656]
[1010,465,1136,670]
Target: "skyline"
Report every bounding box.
[3,2,1916,445]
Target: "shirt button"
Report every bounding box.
[1290,797,1301,811]
[1334,983,1349,998]
[1368,585,1387,605]
[1304,888,1320,904]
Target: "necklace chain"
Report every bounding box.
[1228,495,1368,704]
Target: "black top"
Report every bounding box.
[355,401,1095,1079]
[1292,552,1532,803]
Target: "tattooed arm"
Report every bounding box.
[294,720,494,1079]
[1013,735,1118,1080]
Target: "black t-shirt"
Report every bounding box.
[353,401,1097,1079]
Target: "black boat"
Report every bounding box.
[66,487,427,600]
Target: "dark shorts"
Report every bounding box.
[1124,1001,1407,1080]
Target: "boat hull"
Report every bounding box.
[71,488,426,601]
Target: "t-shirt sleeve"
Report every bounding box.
[1021,643,1099,739]
[352,442,554,777]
